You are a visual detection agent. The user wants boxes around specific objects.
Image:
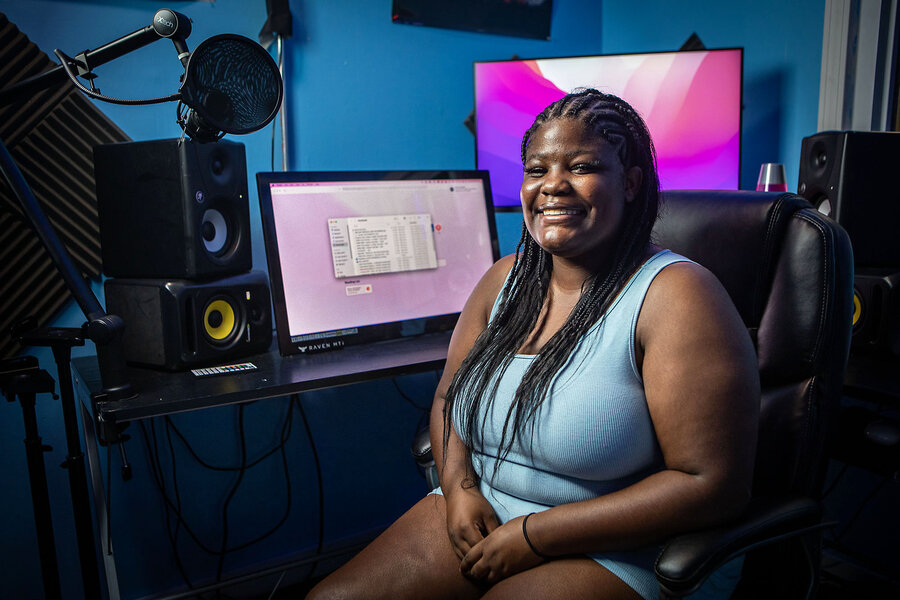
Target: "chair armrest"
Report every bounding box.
[654,496,830,598]
[411,426,434,466]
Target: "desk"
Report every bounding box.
[71,331,451,599]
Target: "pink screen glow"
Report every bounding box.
[475,49,743,208]
[267,178,496,339]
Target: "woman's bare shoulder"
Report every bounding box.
[638,258,751,363]
[465,254,517,322]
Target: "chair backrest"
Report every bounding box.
[653,191,854,500]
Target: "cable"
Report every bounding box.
[164,411,291,471]
[391,377,429,411]
[144,420,196,586]
[140,419,196,590]
[138,399,297,594]
[214,403,296,554]
[216,404,248,584]
[53,49,181,105]
[293,393,325,581]
[266,570,287,600]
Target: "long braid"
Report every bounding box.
[444,89,661,482]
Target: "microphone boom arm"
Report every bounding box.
[0,8,191,106]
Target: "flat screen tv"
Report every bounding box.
[475,48,743,210]
[257,170,500,355]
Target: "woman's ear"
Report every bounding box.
[624,166,643,203]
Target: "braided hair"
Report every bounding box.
[443,89,661,482]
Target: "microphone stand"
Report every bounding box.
[1,357,62,600]
[0,137,123,600]
[0,10,192,598]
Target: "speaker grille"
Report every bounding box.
[0,12,130,359]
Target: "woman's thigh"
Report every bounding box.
[483,558,643,600]
[306,494,643,600]
[305,494,484,600]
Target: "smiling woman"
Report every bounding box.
[306,90,759,600]
[520,118,642,266]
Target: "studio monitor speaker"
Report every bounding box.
[797,130,900,267]
[851,270,900,356]
[104,270,272,370]
[94,138,251,279]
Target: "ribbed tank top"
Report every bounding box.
[455,249,691,511]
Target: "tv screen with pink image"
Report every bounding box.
[257,170,499,355]
[475,48,743,209]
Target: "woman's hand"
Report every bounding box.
[458,515,544,585]
[444,485,500,560]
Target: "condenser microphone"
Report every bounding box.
[151,8,193,66]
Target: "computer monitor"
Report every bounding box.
[475,48,744,209]
[257,170,500,355]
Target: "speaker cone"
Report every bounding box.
[204,297,238,343]
[201,208,230,255]
[808,139,830,178]
[207,145,234,184]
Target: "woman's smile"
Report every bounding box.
[536,205,587,219]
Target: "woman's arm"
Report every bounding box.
[460,261,759,581]
[431,255,516,559]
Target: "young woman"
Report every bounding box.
[307,89,759,600]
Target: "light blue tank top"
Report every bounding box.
[450,249,692,599]
[460,249,689,502]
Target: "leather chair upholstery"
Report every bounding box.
[650,190,853,598]
[412,190,854,599]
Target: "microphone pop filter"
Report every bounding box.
[180,33,283,141]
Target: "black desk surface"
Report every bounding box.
[72,332,451,423]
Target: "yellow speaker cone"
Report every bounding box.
[852,291,862,327]
[204,299,236,340]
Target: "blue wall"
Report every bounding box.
[0,1,825,598]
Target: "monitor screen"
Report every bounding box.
[257,170,500,355]
[475,48,743,209]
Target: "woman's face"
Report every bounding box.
[520,117,642,266]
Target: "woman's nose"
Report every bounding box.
[541,168,571,195]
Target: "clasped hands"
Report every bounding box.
[445,487,546,585]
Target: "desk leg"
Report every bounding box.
[79,400,121,600]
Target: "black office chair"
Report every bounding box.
[412,190,854,599]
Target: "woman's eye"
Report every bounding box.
[524,167,545,177]
[571,162,599,173]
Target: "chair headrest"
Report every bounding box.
[654,191,815,327]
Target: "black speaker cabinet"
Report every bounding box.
[852,269,900,356]
[104,270,272,370]
[94,138,251,279]
[797,130,900,267]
